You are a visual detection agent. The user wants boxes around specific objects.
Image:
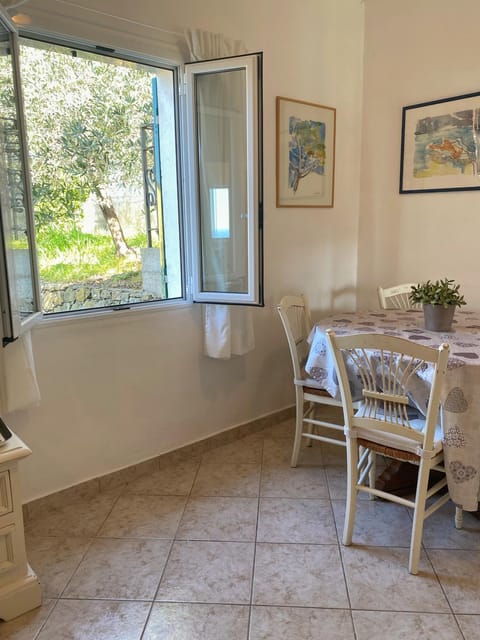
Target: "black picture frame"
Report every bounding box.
[400,90,480,193]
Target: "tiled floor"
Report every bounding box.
[3,414,480,639]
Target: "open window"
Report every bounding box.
[0,5,264,330]
[0,9,40,343]
[184,53,263,306]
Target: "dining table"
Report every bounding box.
[304,308,480,512]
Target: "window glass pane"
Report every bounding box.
[195,69,248,294]
[210,187,230,239]
[19,39,182,314]
[0,25,37,335]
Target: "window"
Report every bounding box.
[0,8,263,343]
[185,54,263,305]
[19,38,183,316]
[0,12,40,342]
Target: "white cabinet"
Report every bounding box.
[0,432,41,621]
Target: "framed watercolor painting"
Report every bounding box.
[276,96,336,207]
[400,90,480,193]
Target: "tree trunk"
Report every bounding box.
[94,187,136,258]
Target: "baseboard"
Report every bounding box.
[23,405,295,522]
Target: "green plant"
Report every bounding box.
[409,278,466,308]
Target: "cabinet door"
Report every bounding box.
[0,7,40,343]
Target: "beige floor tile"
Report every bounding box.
[249,606,355,640]
[99,459,158,493]
[24,493,119,537]
[261,437,293,465]
[352,610,463,639]
[260,465,329,499]
[176,496,258,541]
[422,503,480,549]
[332,499,413,547]
[324,465,371,502]
[26,536,92,597]
[11,423,480,639]
[97,494,187,538]
[257,419,296,439]
[36,600,150,640]
[456,614,480,639]
[143,603,249,639]
[64,538,171,599]
[191,462,261,497]
[341,546,450,612]
[320,441,348,466]
[0,599,56,640]
[428,549,480,613]
[257,498,337,544]
[201,434,264,464]
[252,543,349,608]
[156,540,254,604]
[124,459,200,495]
[262,438,324,466]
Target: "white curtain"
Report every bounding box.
[185,28,255,359]
[185,29,247,61]
[0,332,40,413]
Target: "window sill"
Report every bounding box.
[32,298,193,332]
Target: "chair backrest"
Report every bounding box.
[326,330,449,453]
[277,294,312,381]
[377,283,421,310]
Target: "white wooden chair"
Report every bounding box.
[277,295,346,467]
[326,330,461,574]
[377,283,421,310]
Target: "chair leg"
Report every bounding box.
[306,402,314,447]
[368,450,376,500]
[455,507,463,529]
[343,438,359,546]
[409,459,430,575]
[290,387,304,468]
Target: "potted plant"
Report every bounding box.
[409,278,466,332]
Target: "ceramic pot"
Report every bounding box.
[423,304,455,332]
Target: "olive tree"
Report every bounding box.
[19,44,152,257]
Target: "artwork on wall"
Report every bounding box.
[400,90,480,193]
[276,96,336,207]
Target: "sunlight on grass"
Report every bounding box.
[36,228,150,285]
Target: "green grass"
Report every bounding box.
[36,228,149,285]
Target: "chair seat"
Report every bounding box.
[354,418,443,458]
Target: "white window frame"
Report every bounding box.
[0,17,264,332]
[184,53,263,306]
[0,8,41,343]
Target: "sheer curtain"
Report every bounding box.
[185,28,255,359]
[0,332,40,413]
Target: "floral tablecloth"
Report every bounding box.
[305,309,480,511]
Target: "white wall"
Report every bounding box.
[358,0,480,310]
[8,0,364,501]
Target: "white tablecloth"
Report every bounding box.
[305,309,480,511]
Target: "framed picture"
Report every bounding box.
[276,96,336,207]
[400,90,480,193]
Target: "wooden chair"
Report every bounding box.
[326,329,461,574]
[377,283,421,310]
[277,295,346,467]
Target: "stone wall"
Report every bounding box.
[42,282,157,313]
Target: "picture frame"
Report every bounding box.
[276,96,336,207]
[400,90,480,193]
